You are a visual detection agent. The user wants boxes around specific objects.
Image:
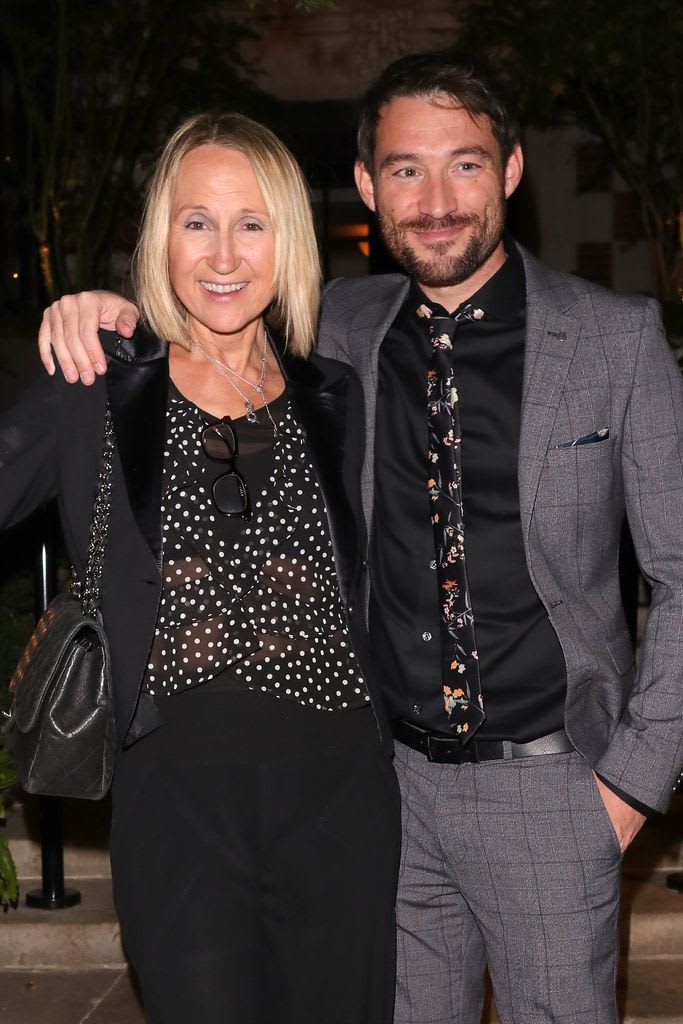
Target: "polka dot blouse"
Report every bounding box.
[145,383,370,713]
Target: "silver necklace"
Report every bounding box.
[192,330,278,434]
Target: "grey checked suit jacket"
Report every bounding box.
[317,245,683,813]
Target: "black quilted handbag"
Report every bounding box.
[4,408,117,800]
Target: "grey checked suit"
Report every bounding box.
[317,246,683,1023]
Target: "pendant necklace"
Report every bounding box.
[192,329,278,434]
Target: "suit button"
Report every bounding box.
[347,604,354,618]
[422,631,432,642]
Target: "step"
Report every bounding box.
[0,878,124,970]
[482,958,683,1023]
[622,871,683,958]
[4,797,111,880]
[623,793,683,873]
[0,959,680,1024]
[618,958,683,1024]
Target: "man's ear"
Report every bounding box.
[504,144,524,199]
[354,161,377,212]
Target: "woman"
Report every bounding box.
[0,114,400,1024]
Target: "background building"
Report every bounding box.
[240,1,657,294]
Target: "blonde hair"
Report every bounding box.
[132,113,321,357]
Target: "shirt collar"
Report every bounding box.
[411,234,526,323]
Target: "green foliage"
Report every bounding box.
[0,833,18,909]
[0,744,18,908]
[457,0,683,300]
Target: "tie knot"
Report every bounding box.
[416,301,485,330]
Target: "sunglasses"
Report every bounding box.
[200,417,252,521]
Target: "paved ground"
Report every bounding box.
[0,969,144,1024]
[2,956,683,1024]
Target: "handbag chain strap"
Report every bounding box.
[80,406,115,619]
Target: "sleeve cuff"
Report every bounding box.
[596,773,655,818]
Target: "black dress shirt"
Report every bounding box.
[369,241,568,742]
[369,241,651,814]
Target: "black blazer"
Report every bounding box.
[0,328,392,753]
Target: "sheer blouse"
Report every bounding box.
[145,382,370,712]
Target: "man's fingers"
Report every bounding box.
[38,290,140,384]
[48,298,97,385]
[113,300,140,338]
[39,293,109,385]
[44,306,76,383]
[37,308,56,376]
[73,295,108,375]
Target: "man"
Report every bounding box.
[39,52,683,1024]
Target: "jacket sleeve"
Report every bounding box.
[596,300,683,811]
[0,374,64,529]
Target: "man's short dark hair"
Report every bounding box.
[357,50,520,174]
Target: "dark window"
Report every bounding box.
[576,243,613,288]
[614,192,645,244]
[576,142,612,193]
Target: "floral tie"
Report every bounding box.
[419,301,486,742]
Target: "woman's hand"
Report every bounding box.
[38,291,141,385]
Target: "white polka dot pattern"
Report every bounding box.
[145,390,370,713]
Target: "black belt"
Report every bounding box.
[392,719,574,764]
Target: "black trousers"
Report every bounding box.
[110,688,401,1024]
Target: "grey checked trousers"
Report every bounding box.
[393,744,622,1024]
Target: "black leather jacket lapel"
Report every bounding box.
[103,328,168,573]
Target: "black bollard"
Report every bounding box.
[25,508,80,910]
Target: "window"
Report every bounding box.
[576,142,612,193]
[576,243,613,287]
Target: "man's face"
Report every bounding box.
[355,94,523,296]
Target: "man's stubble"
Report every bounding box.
[376,190,506,291]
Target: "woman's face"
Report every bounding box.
[168,144,276,345]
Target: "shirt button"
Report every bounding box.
[422,631,432,642]
[412,704,423,716]
[430,560,437,570]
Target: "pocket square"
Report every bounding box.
[555,427,609,449]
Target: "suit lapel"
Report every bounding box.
[342,281,410,532]
[518,251,581,543]
[104,329,169,572]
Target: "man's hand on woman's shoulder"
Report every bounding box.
[38,291,141,385]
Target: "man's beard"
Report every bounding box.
[376,199,505,289]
